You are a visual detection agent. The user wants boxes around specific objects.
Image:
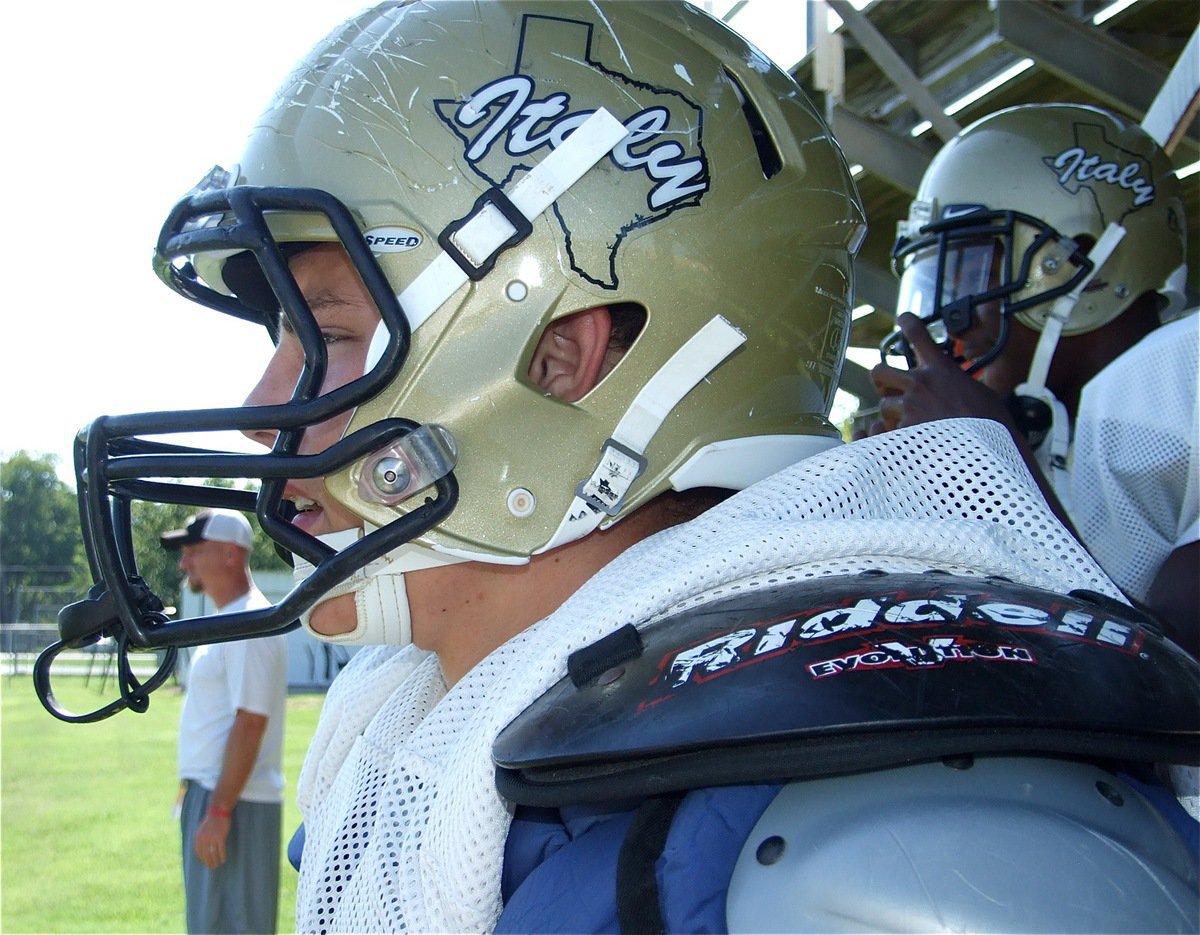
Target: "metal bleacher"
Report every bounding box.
[782,0,1199,411]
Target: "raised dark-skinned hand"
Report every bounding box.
[861,313,1016,437]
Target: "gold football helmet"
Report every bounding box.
[58,1,865,674]
[890,103,1186,368]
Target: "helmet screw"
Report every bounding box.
[507,487,536,518]
[506,280,528,302]
[1114,284,1130,299]
[1042,256,1061,274]
[756,835,786,866]
[1095,780,1124,807]
[372,457,411,495]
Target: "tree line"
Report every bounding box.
[1,451,288,626]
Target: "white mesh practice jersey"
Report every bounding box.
[294,419,1122,934]
[1069,312,1199,603]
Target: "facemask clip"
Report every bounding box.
[358,424,458,506]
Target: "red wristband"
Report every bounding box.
[207,805,233,819]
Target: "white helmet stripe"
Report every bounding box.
[394,107,630,337]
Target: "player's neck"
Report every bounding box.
[412,506,675,687]
[1050,310,1158,420]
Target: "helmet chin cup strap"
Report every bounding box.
[1017,222,1125,509]
[292,527,466,646]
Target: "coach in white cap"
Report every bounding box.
[161,510,288,934]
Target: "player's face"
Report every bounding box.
[940,238,1036,394]
[241,244,379,537]
[955,302,1004,367]
[969,314,1040,397]
[177,540,227,595]
[953,263,1038,398]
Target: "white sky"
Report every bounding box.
[1,2,809,486]
[2,2,373,483]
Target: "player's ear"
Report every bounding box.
[528,306,613,402]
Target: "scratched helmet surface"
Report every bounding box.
[159,0,865,564]
[893,103,1187,341]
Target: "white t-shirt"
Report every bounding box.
[177,587,288,803]
[1068,312,1200,603]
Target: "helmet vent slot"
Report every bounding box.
[723,68,782,180]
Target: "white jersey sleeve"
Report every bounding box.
[1068,312,1200,602]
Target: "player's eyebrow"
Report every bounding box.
[276,291,370,336]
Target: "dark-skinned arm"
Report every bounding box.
[1144,541,1200,659]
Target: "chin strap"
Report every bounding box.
[1013,223,1126,508]
[292,528,465,646]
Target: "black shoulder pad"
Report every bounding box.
[493,571,1200,806]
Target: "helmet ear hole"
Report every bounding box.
[598,302,649,389]
[525,303,649,400]
[527,307,614,402]
[1071,233,1095,256]
[607,303,648,356]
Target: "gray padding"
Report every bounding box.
[727,757,1198,933]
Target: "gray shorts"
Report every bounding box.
[180,780,282,934]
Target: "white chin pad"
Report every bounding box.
[292,529,465,646]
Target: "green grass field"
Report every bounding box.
[1,675,325,933]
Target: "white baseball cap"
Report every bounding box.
[159,509,254,551]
